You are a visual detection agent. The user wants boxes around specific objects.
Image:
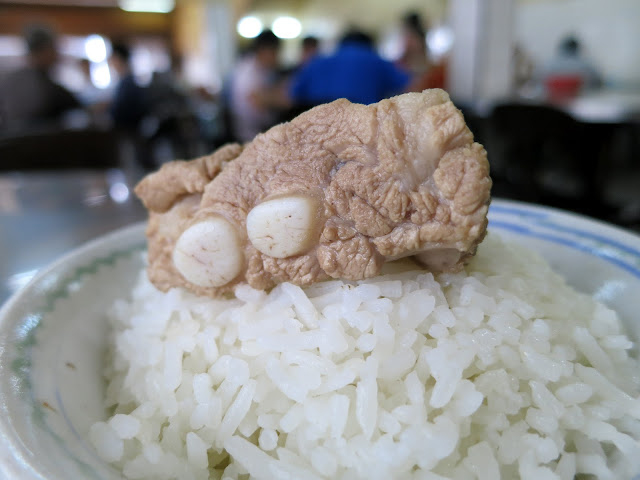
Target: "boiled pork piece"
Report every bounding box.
[135,89,491,297]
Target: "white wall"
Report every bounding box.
[299,0,448,35]
[177,0,235,91]
[250,0,449,66]
[477,0,515,100]
[515,0,640,86]
[448,0,514,103]
[448,0,482,101]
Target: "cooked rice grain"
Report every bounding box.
[91,235,640,479]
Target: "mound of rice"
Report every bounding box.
[90,235,640,480]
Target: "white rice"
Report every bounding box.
[90,234,640,479]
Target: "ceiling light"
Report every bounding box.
[84,34,107,63]
[427,26,454,58]
[90,62,111,89]
[237,16,263,39]
[119,0,175,13]
[272,16,301,39]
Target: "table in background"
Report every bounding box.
[567,90,640,124]
[0,170,148,306]
[461,88,640,222]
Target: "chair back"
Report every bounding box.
[0,128,121,171]
[488,103,583,203]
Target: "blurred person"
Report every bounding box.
[396,12,447,91]
[299,36,320,68]
[290,29,410,108]
[76,58,113,128]
[77,59,111,109]
[57,58,112,130]
[145,54,206,161]
[228,30,282,142]
[0,24,80,133]
[270,36,321,123]
[396,13,430,81]
[512,44,535,91]
[108,42,148,132]
[147,54,190,118]
[539,35,602,101]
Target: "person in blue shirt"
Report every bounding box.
[289,30,410,108]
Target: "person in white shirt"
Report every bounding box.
[229,30,282,142]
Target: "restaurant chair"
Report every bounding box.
[487,103,588,209]
[0,128,122,171]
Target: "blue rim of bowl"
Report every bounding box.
[0,199,640,478]
[489,200,640,278]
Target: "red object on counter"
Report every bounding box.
[545,75,583,103]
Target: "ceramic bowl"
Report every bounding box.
[1,199,639,479]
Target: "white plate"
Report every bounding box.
[0,199,639,479]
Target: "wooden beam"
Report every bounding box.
[0,4,173,38]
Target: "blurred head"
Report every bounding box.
[402,12,427,55]
[340,29,374,49]
[24,24,58,70]
[110,42,132,76]
[252,30,281,69]
[301,36,319,63]
[559,36,580,56]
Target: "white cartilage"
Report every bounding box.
[247,195,319,258]
[173,217,244,287]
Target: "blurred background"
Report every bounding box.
[0,0,639,301]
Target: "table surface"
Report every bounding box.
[0,169,148,306]
[470,87,640,123]
[564,89,640,123]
